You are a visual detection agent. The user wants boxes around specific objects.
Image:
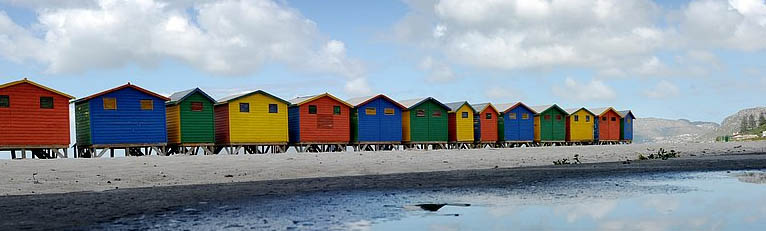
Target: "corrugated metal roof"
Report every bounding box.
[444,101,474,112]
[529,104,567,115]
[0,78,75,99]
[216,90,289,105]
[167,88,216,105]
[73,83,169,103]
[345,94,406,109]
[287,93,353,107]
[618,110,636,119]
[564,107,595,116]
[398,97,451,110]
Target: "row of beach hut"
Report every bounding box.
[0,79,635,158]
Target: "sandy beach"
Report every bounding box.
[2,142,766,230]
[2,142,765,196]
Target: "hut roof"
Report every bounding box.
[587,107,620,117]
[0,78,75,99]
[288,93,352,107]
[529,104,567,115]
[564,107,596,116]
[167,88,216,105]
[73,83,169,103]
[618,110,636,119]
[470,103,498,113]
[495,102,535,114]
[444,101,475,112]
[216,90,288,105]
[345,94,406,109]
[399,97,450,110]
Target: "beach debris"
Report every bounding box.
[734,145,742,149]
[622,159,631,164]
[32,172,40,184]
[412,203,471,212]
[224,174,234,178]
[637,148,679,161]
[442,160,449,163]
[107,181,111,184]
[553,154,581,165]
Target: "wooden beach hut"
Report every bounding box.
[73,83,170,157]
[0,78,74,159]
[530,105,567,145]
[288,93,352,152]
[564,108,596,144]
[496,102,536,147]
[471,103,499,147]
[165,88,216,155]
[619,110,636,143]
[215,90,290,154]
[588,107,622,144]
[445,101,476,149]
[399,97,450,149]
[347,94,406,151]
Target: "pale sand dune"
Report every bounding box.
[1,142,765,196]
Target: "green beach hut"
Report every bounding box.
[166,88,216,154]
[399,97,450,143]
[530,105,567,143]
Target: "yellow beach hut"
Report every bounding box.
[564,107,596,143]
[214,90,290,154]
[445,101,475,148]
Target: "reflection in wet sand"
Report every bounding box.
[737,172,766,184]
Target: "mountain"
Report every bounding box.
[633,118,719,144]
[700,107,766,140]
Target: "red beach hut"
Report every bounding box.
[0,78,75,159]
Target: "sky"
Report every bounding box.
[1,0,766,123]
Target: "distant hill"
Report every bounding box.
[634,118,719,144]
[699,107,766,141]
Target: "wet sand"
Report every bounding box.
[2,152,766,230]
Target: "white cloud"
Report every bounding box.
[392,0,766,81]
[553,77,617,101]
[645,80,681,99]
[418,56,456,82]
[0,0,367,95]
[485,86,524,101]
[343,77,372,97]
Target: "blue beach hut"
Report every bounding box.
[347,94,406,144]
[618,110,635,143]
[496,102,536,143]
[73,83,170,157]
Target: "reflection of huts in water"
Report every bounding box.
[445,101,475,149]
[399,97,450,149]
[564,107,595,144]
[470,103,499,147]
[74,83,170,157]
[618,110,636,144]
[165,88,216,155]
[496,102,536,147]
[215,90,290,154]
[0,79,75,159]
[737,172,766,184]
[288,93,352,152]
[530,104,567,145]
[346,94,406,151]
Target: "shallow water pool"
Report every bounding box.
[99,170,766,230]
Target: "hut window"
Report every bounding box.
[486,113,492,119]
[191,102,204,112]
[0,95,9,108]
[627,119,631,124]
[586,115,591,122]
[508,113,517,119]
[384,108,395,115]
[333,106,341,115]
[602,117,607,121]
[522,113,529,119]
[544,115,551,120]
[240,103,250,113]
[556,115,562,120]
[416,109,425,117]
[103,98,117,110]
[462,112,469,118]
[268,104,278,113]
[432,111,442,117]
[140,100,154,110]
[40,97,54,109]
[611,117,616,121]
[308,105,317,114]
[574,115,579,122]
[365,107,376,115]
